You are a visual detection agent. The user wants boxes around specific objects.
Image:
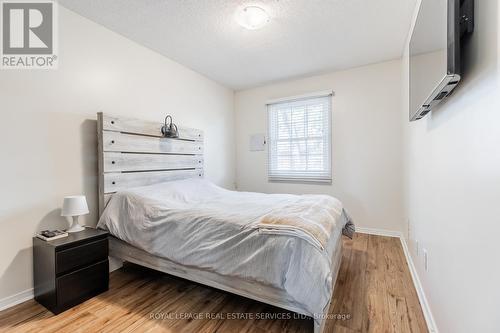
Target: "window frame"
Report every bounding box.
[267,91,333,184]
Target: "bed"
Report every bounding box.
[96,113,350,333]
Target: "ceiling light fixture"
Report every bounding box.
[237,6,269,30]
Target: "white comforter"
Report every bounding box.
[97,179,346,317]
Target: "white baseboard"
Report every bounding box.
[357,227,438,333]
[399,236,438,333]
[355,226,402,238]
[0,288,33,312]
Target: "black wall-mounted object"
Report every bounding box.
[409,0,474,121]
[33,228,109,314]
[161,115,179,138]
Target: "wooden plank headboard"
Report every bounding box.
[97,112,204,215]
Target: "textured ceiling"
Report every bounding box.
[59,0,416,90]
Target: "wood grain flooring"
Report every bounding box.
[0,233,428,333]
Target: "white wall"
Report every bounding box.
[402,0,500,332]
[0,6,234,302]
[235,60,404,232]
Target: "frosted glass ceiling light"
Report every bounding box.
[237,6,269,30]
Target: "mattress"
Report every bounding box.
[108,232,343,318]
[97,178,347,317]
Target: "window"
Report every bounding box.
[267,92,332,183]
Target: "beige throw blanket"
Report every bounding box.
[255,195,343,250]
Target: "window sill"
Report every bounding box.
[268,177,332,185]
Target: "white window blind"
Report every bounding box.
[268,93,332,183]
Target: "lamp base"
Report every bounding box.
[67,216,85,233]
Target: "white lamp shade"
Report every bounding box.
[61,196,89,217]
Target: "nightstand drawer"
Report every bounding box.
[56,239,108,275]
[56,259,109,311]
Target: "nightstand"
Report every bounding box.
[33,228,109,314]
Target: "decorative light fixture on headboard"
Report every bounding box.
[161,115,179,138]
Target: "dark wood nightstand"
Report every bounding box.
[33,228,109,314]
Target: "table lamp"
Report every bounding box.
[61,196,89,233]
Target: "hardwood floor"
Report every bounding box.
[0,233,428,333]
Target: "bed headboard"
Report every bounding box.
[97,112,204,215]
